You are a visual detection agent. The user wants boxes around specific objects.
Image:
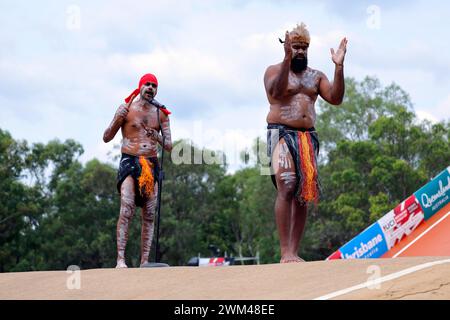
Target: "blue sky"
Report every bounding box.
[1,0,449,171]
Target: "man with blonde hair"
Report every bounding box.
[264,23,347,263]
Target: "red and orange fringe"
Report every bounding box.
[138,156,154,198]
[298,132,318,203]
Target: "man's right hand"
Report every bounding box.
[284,31,292,59]
[116,94,135,120]
[116,103,129,119]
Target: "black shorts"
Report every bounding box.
[116,153,159,207]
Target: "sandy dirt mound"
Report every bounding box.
[1,256,449,300]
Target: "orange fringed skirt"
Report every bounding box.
[117,153,159,207]
[297,131,319,203]
[138,156,155,198]
[267,123,320,204]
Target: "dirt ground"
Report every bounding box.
[1,256,449,300]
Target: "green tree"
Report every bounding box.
[1,76,449,271]
[156,140,227,266]
[311,77,449,258]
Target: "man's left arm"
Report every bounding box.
[318,37,348,105]
[144,115,173,152]
[159,116,172,152]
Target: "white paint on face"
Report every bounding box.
[140,82,157,101]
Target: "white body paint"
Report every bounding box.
[280,172,296,186]
[278,143,292,169]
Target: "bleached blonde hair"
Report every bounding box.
[289,22,310,44]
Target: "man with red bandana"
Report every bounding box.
[103,73,173,268]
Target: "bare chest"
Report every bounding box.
[286,69,320,96]
[125,104,160,131]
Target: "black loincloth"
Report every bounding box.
[267,123,321,203]
[117,153,159,208]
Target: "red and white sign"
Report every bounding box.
[327,250,343,260]
[377,195,424,250]
[198,257,231,267]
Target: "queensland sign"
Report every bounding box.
[414,167,450,220]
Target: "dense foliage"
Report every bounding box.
[1,76,449,271]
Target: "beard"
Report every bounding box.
[291,56,308,73]
[140,90,154,102]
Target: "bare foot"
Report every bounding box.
[139,261,148,267]
[280,254,306,263]
[280,254,298,263]
[115,260,128,268]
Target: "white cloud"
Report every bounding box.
[415,110,439,124]
[1,0,450,174]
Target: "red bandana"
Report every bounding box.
[124,73,171,116]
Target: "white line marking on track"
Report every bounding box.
[393,211,450,258]
[314,258,450,300]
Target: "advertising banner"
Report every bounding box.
[327,250,343,260]
[414,167,450,220]
[198,257,231,267]
[327,166,449,260]
[377,195,424,250]
[338,222,388,259]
